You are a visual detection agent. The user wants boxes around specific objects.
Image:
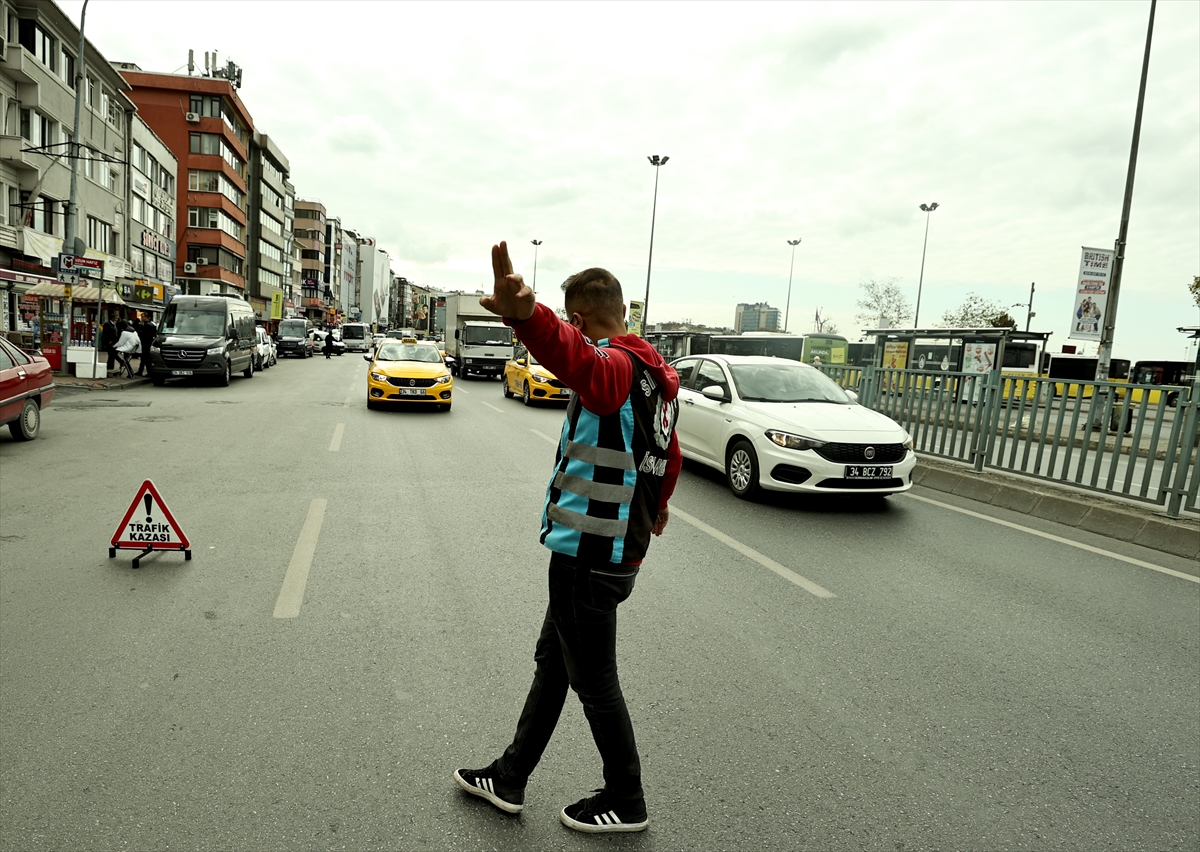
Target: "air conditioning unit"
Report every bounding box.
[185,112,200,123]
[183,262,198,274]
[196,257,209,266]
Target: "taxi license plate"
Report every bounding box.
[845,465,892,479]
[397,388,425,397]
[171,370,194,376]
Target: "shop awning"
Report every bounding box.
[25,282,127,305]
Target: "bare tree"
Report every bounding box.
[941,292,1015,328]
[854,278,912,330]
[1190,274,1200,309]
[813,308,839,335]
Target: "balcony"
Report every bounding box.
[0,135,42,174]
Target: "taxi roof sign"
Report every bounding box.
[110,480,191,568]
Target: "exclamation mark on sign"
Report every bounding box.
[145,493,153,523]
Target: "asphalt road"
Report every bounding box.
[2,354,1197,852]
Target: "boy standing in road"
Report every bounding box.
[454,242,681,834]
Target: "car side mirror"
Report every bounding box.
[517,358,527,366]
[454,329,460,340]
[362,354,372,362]
[846,390,859,404]
[701,385,727,402]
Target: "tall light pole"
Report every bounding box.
[1097,0,1155,383]
[641,155,668,335]
[784,239,800,332]
[530,240,542,292]
[913,202,939,327]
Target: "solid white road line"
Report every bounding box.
[329,423,345,452]
[481,401,504,414]
[274,499,327,618]
[671,506,837,599]
[903,492,1199,584]
[531,429,558,445]
[456,387,470,394]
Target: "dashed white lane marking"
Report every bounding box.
[671,506,836,599]
[531,429,558,445]
[903,492,1199,583]
[456,387,470,394]
[274,499,327,618]
[343,395,352,407]
[481,401,504,414]
[329,423,345,452]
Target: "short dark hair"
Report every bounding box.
[562,268,623,321]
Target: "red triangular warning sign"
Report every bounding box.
[110,479,190,550]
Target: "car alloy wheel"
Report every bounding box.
[726,440,760,499]
[522,381,532,406]
[502,376,513,398]
[9,398,40,441]
[219,360,231,387]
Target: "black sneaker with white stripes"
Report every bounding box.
[560,789,648,833]
[453,764,524,814]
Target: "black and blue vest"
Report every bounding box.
[541,345,678,565]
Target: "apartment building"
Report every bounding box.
[125,114,177,316]
[245,130,290,326]
[323,215,342,318]
[357,237,390,332]
[116,63,253,296]
[1,0,133,334]
[735,301,781,333]
[294,198,328,323]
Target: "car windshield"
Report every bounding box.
[727,363,850,404]
[279,321,307,339]
[376,343,442,363]
[161,306,224,336]
[464,326,510,346]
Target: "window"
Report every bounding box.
[188,244,243,276]
[18,109,52,147]
[107,96,122,127]
[262,183,283,210]
[18,20,55,71]
[189,133,244,177]
[262,157,285,186]
[130,246,144,274]
[188,169,244,208]
[145,254,157,278]
[260,211,283,237]
[131,142,147,174]
[87,216,114,254]
[259,239,283,263]
[58,48,74,86]
[258,267,282,289]
[85,76,95,107]
[158,212,172,238]
[131,194,146,224]
[101,166,118,193]
[188,206,243,241]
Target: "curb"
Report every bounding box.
[912,457,1199,564]
[53,376,150,391]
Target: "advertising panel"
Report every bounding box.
[628,300,644,336]
[1069,246,1113,342]
[882,341,909,369]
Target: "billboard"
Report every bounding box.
[1069,246,1113,342]
[628,300,644,336]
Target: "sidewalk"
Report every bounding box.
[913,456,1199,564]
[53,372,149,391]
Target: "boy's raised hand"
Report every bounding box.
[481,241,536,321]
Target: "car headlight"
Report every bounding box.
[902,431,914,450]
[370,371,387,382]
[149,345,160,354]
[434,374,452,385]
[766,430,826,451]
[532,373,550,383]
[206,345,225,355]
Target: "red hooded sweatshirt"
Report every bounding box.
[507,303,683,511]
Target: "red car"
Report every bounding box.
[0,336,55,441]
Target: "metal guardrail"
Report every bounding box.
[819,365,1198,518]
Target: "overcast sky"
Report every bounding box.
[64,0,1199,362]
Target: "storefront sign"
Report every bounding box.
[1069,246,1112,342]
[152,187,173,212]
[132,174,150,198]
[140,229,175,259]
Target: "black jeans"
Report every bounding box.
[495,552,643,806]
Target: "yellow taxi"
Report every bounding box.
[503,345,571,405]
[364,340,453,411]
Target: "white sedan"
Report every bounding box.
[671,354,915,499]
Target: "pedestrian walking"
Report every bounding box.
[113,321,141,378]
[454,241,681,834]
[323,328,333,359]
[102,315,118,370]
[134,316,157,376]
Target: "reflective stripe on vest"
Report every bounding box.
[546,504,629,538]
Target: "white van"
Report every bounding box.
[341,322,372,352]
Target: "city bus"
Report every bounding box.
[706,332,849,365]
[1127,360,1193,407]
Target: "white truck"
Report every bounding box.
[444,293,514,379]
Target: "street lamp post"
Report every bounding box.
[641,155,669,336]
[784,239,800,332]
[530,240,542,292]
[913,202,939,327]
